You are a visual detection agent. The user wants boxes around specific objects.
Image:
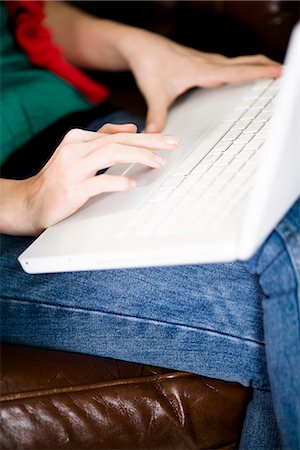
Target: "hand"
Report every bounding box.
[15,124,178,235]
[120,30,281,132]
[44,3,281,133]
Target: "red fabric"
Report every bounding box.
[6,1,109,104]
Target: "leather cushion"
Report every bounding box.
[0,343,251,449]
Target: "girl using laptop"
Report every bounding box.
[1,2,299,448]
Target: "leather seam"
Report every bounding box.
[0,371,196,402]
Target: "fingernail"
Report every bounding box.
[154,155,166,166]
[130,180,137,188]
[164,135,179,145]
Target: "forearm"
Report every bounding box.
[44,1,143,71]
[0,178,38,236]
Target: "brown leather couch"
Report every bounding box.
[0,343,251,449]
[1,2,298,449]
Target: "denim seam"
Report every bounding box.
[277,220,300,273]
[257,223,298,283]
[257,243,286,278]
[254,386,271,393]
[1,296,265,347]
[276,220,300,311]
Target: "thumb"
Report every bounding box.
[144,96,168,133]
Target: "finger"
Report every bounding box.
[227,54,280,67]
[144,96,169,133]
[217,63,282,84]
[80,143,168,177]
[62,124,138,146]
[82,132,179,156]
[98,123,138,134]
[61,131,178,163]
[84,174,136,198]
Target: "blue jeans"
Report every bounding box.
[1,111,299,449]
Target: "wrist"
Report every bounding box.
[116,27,175,76]
[116,27,155,70]
[0,177,42,236]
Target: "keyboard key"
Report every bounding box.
[265,88,278,98]
[212,141,232,152]
[160,175,185,190]
[244,139,264,151]
[223,160,245,174]
[234,134,254,145]
[190,162,212,175]
[235,99,255,109]
[255,127,269,140]
[252,79,273,91]
[243,92,260,101]
[235,150,254,162]
[231,120,251,131]
[241,110,259,121]
[247,152,263,165]
[225,143,245,155]
[182,173,202,186]
[202,152,222,163]
[149,189,172,203]
[243,122,263,134]
[214,154,235,167]
[235,164,257,179]
[211,172,234,187]
[264,105,275,114]
[166,184,192,205]
[252,98,272,110]
[269,78,282,89]
[222,129,242,141]
[191,179,212,195]
[204,165,224,178]
[254,110,273,122]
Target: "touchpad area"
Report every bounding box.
[106,128,204,187]
[106,162,164,187]
[123,162,167,187]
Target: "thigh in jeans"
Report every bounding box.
[1,232,268,390]
[243,198,300,448]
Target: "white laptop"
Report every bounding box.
[19,24,300,274]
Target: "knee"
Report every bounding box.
[243,232,298,299]
[259,240,297,298]
[242,199,299,298]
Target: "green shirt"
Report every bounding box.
[0,3,92,164]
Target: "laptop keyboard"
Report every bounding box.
[118,78,280,239]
